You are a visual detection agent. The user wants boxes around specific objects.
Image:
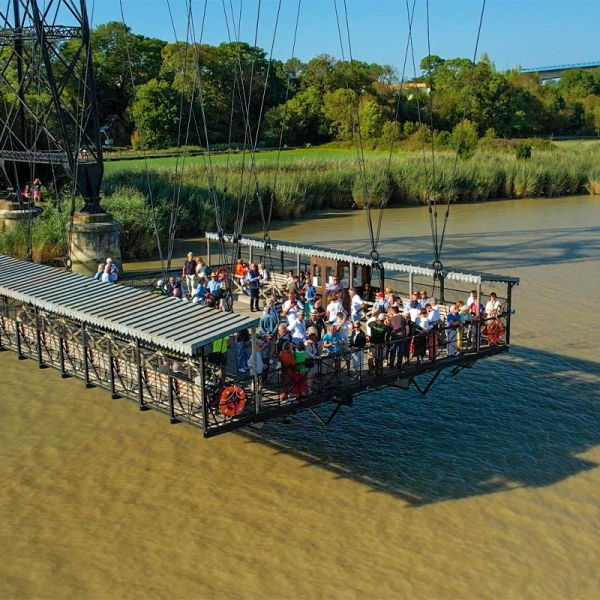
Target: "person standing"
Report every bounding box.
[247,263,261,312]
[182,252,197,297]
[348,288,365,323]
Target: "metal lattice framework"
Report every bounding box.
[0,0,104,212]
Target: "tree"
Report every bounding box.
[129,79,182,149]
[299,54,338,93]
[263,86,326,145]
[420,54,445,86]
[451,119,478,159]
[89,22,165,122]
[359,99,384,138]
[322,88,359,140]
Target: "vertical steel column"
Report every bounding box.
[349,261,354,288]
[199,348,210,437]
[505,282,514,346]
[296,253,301,277]
[0,297,8,350]
[168,370,177,424]
[280,251,285,274]
[249,245,253,265]
[206,236,211,267]
[15,315,23,359]
[136,339,145,409]
[109,353,118,399]
[408,273,414,297]
[34,306,44,368]
[82,323,92,387]
[59,335,67,377]
[251,325,260,416]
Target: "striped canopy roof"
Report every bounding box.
[0,255,259,356]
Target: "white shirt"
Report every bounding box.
[327,300,344,323]
[288,316,308,342]
[335,319,352,345]
[485,299,501,316]
[428,305,440,324]
[350,294,364,318]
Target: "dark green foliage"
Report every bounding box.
[516,142,532,160]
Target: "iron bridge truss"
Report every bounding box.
[0,0,104,212]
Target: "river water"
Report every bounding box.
[1,196,599,598]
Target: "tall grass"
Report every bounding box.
[4,142,600,263]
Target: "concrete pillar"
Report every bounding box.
[0,199,41,232]
[70,212,121,277]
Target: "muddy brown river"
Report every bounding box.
[1,196,599,598]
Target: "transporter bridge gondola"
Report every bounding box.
[0,249,518,438]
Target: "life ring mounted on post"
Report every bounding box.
[483,318,504,345]
[218,384,246,418]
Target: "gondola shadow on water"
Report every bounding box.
[239,346,600,507]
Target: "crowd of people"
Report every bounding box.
[203,259,506,402]
[94,251,505,403]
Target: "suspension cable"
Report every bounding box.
[263,0,302,272]
[424,0,440,269]
[165,0,197,274]
[374,0,417,251]
[438,0,487,258]
[118,0,167,279]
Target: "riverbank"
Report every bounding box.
[2,142,600,263]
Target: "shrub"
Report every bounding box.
[516,142,532,160]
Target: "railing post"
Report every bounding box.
[280,251,285,274]
[505,282,514,345]
[408,273,414,297]
[15,316,23,360]
[251,325,260,416]
[59,335,67,377]
[206,236,211,267]
[109,354,118,399]
[81,323,92,387]
[34,306,44,368]
[168,371,178,424]
[136,339,145,409]
[199,348,210,436]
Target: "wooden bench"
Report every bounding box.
[260,272,289,300]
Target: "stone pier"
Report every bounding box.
[0,198,41,232]
[70,212,121,277]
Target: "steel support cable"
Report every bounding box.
[372,0,417,251]
[243,0,283,267]
[182,0,228,267]
[252,0,282,245]
[261,0,302,274]
[437,0,487,258]
[221,0,274,272]
[165,0,197,274]
[424,0,440,269]
[220,0,251,269]
[374,0,417,252]
[268,0,302,231]
[333,0,377,262]
[118,0,167,280]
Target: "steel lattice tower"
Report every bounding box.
[0,0,104,213]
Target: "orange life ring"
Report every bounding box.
[483,318,504,345]
[218,385,246,417]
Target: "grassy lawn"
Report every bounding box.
[103,146,399,172]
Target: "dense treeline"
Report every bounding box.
[79,23,600,149]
